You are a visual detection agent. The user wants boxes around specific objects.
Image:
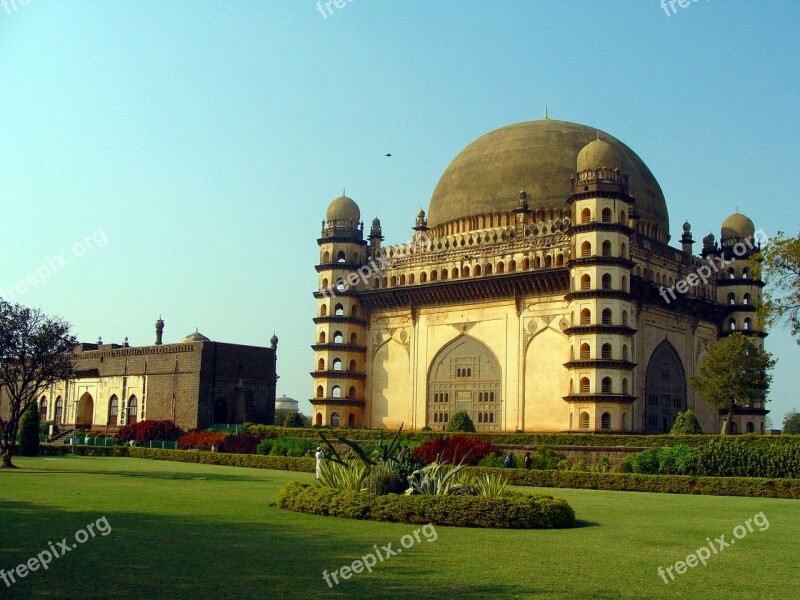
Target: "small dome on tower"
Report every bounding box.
[270,333,279,347]
[326,194,361,223]
[181,330,210,343]
[721,211,755,241]
[683,221,691,232]
[576,138,624,172]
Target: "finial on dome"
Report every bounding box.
[544,105,548,119]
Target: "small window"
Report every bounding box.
[581,343,591,360]
[602,274,612,290]
[601,412,611,429]
[602,309,612,325]
[602,377,612,393]
[581,241,592,257]
[602,240,612,257]
[580,411,590,428]
[581,309,591,325]
[581,274,591,290]
[580,378,590,393]
[602,343,612,359]
[581,208,591,224]
[601,208,612,223]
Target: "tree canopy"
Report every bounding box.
[758,230,800,344]
[783,410,800,435]
[0,301,76,467]
[689,333,775,434]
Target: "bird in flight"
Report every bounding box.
[384,153,392,157]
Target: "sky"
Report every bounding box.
[1,0,798,427]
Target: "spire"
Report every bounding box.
[544,105,548,119]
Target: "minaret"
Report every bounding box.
[155,317,164,345]
[715,211,767,433]
[311,193,368,428]
[680,221,694,257]
[563,138,637,432]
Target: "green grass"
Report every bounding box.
[2,456,798,599]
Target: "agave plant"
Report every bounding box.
[404,456,472,496]
[472,472,509,497]
[316,459,367,491]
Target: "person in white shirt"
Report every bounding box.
[315,447,325,479]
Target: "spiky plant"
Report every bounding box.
[472,473,509,497]
[404,456,471,496]
[316,460,367,491]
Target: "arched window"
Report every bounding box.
[441,269,448,280]
[601,412,611,429]
[497,262,504,274]
[430,271,437,282]
[478,413,483,423]
[463,266,470,277]
[332,386,342,398]
[602,343,612,359]
[621,242,627,258]
[332,358,342,371]
[508,260,516,272]
[322,251,330,263]
[489,413,494,423]
[350,332,357,345]
[381,277,388,287]
[581,274,591,290]
[108,395,118,425]
[349,359,356,371]
[40,396,47,420]
[602,308,612,325]
[319,331,326,344]
[581,208,591,224]
[321,278,329,289]
[337,251,346,263]
[730,421,738,434]
[523,258,530,270]
[333,331,343,343]
[535,256,542,269]
[316,413,323,426]
[744,318,752,330]
[348,413,356,427]
[452,267,459,278]
[601,208,612,223]
[330,412,340,427]
[581,308,591,325]
[620,210,626,223]
[581,343,591,359]
[128,395,138,425]
[622,412,629,430]
[318,358,325,371]
[580,411,590,428]
[727,292,736,305]
[622,344,629,361]
[420,271,427,283]
[622,310,629,327]
[320,304,328,317]
[347,386,356,399]
[729,319,736,331]
[580,377,590,393]
[485,263,493,275]
[728,268,735,280]
[316,385,324,398]
[602,274,612,290]
[434,413,439,423]
[622,378,629,395]
[474,264,482,276]
[746,421,755,433]
[602,377,612,393]
[374,278,380,289]
[742,267,749,279]
[602,240,612,257]
[55,397,63,424]
[556,254,564,266]
[581,241,592,257]
[335,303,344,316]
[743,293,751,305]
[621,275,627,291]
[400,274,406,285]
[351,306,359,317]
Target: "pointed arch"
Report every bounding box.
[645,340,686,434]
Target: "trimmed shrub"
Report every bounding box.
[256,436,317,457]
[177,431,226,451]
[125,447,314,471]
[20,402,40,457]
[363,462,408,495]
[116,420,183,444]
[222,434,261,454]
[466,467,800,499]
[412,435,499,466]
[445,411,476,433]
[276,482,575,528]
[670,410,704,435]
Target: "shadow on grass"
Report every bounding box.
[573,519,602,528]
[1,499,608,600]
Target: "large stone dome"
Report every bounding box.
[428,120,669,234]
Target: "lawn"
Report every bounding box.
[2,456,798,599]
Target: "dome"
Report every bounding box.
[275,395,299,411]
[181,330,210,343]
[428,119,668,234]
[326,194,360,223]
[721,212,755,242]
[270,333,279,347]
[576,138,624,171]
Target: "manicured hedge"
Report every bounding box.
[38,445,122,457]
[125,447,314,472]
[275,482,575,529]
[245,424,800,449]
[468,467,800,499]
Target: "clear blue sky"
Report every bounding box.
[1,1,798,426]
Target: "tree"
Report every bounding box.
[19,401,40,456]
[758,231,800,344]
[783,410,800,435]
[283,411,305,428]
[689,333,775,434]
[669,410,703,435]
[0,301,76,468]
[445,411,476,433]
